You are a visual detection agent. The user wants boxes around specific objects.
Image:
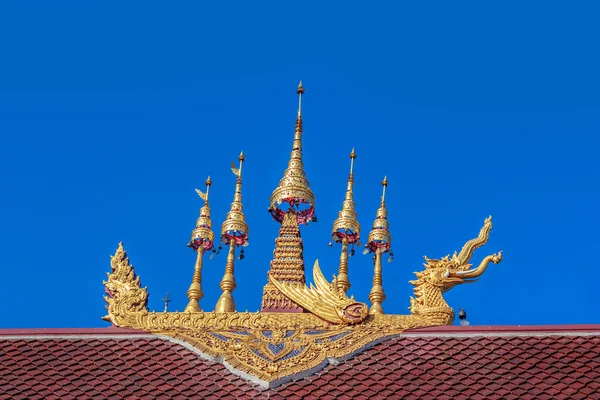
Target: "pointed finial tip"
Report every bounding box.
[239,151,245,161]
[350,148,357,159]
[297,81,305,95]
[206,176,212,186]
[382,176,388,186]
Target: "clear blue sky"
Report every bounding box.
[1,2,598,328]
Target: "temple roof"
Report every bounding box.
[2,326,599,399]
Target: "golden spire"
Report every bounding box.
[184,176,214,313]
[364,176,393,314]
[269,81,316,225]
[331,149,360,294]
[215,152,249,313]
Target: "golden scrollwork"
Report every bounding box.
[162,319,420,384]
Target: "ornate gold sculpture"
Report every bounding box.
[409,216,503,324]
[102,242,148,322]
[102,83,502,388]
[270,260,368,324]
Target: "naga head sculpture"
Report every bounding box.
[410,216,502,317]
[417,250,503,293]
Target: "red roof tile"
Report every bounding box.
[0,326,599,399]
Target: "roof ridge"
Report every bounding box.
[0,327,150,336]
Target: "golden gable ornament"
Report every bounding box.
[102,82,502,388]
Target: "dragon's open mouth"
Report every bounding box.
[450,251,503,279]
[452,268,482,279]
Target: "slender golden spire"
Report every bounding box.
[215,152,249,313]
[365,177,393,314]
[331,149,360,294]
[184,176,214,313]
[269,81,316,225]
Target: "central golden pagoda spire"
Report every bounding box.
[262,82,315,312]
[268,81,316,225]
[184,176,215,312]
[215,152,249,313]
[365,177,393,314]
[331,149,360,294]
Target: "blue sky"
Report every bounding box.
[1,2,598,328]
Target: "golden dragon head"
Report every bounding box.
[410,217,502,316]
[415,250,503,292]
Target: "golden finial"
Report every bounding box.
[364,177,393,314]
[215,153,249,313]
[331,149,361,294]
[184,176,215,312]
[269,82,316,226]
[297,80,305,116]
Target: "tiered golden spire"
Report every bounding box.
[262,83,315,311]
[331,149,360,294]
[215,152,249,313]
[269,81,316,225]
[184,176,215,312]
[365,177,393,314]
